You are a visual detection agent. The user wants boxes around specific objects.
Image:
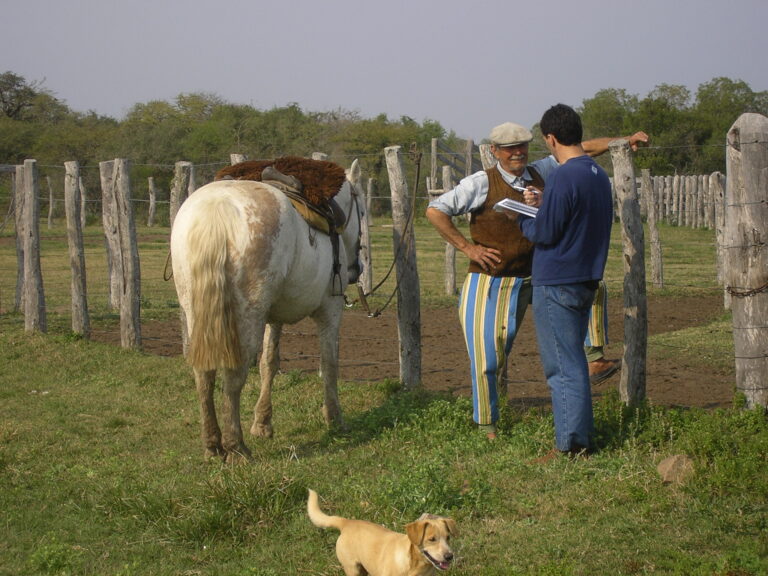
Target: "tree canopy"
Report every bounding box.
[2,71,767,182]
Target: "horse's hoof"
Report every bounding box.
[224,446,252,464]
[251,423,273,438]
[203,445,225,461]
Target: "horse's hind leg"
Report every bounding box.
[194,368,224,460]
[251,323,281,438]
[220,364,252,462]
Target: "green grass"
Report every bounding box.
[1,218,765,575]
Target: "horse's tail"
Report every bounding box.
[185,198,242,371]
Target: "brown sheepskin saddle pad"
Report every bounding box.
[215,156,347,206]
[215,156,348,234]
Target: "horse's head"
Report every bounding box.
[339,159,364,284]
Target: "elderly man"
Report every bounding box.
[426,121,647,438]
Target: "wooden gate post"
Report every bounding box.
[610,140,647,406]
[64,161,90,337]
[724,113,768,409]
[384,146,421,388]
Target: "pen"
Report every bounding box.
[512,184,539,195]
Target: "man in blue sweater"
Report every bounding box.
[519,104,613,455]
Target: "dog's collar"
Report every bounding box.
[422,550,451,571]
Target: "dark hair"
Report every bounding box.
[539,103,583,146]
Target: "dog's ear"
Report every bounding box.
[442,518,458,537]
[405,519,428,546]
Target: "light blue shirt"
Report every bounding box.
[428,155,560,216]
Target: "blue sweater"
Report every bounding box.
[519,155,613,286]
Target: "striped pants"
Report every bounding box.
[459,275,608,425]
[584,279,609,362]
[459,273,532,426]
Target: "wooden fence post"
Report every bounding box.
[79,176,87,229]
[673,174,682,226]
[64,161,90,337]
[21,160,47,333]
[147,177,157,227]
[170,161,192,229]
[13,165,26,312]
[441,165,457,296]
[643,169,664,289]
[47,176,54,229]
[357,176,373,298]
[100,160,120,309]
[479,143,495,170]
[711,171,730,309]
[610,140,647,406]
[113,159,141,350]
[384,145,421,388]
[724,113,768,409]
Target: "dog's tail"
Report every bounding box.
[307,489,347,532]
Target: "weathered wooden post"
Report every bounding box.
[64,161,90,337]
[79,176,87,229]
[464,139,474,179]
[610,140,647,406]
[357,178,373,294]
[100,160,120,309]
[147,177,157,227]
[384,145,421,388]
[20,160,47,333]
[724,113,768,409]
[711,172,730,309]
[479,143,495,170]
[643,169,664,289]
[170,161,192,229]
[47,176,54,229]
[357,186,373,297]
[673,174,682,226]
[13,165,26,312]
[114,159,141,350]
[441,165,457,296]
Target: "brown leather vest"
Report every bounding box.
[467,166,545,277]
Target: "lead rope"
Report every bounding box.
[355,143,422,317]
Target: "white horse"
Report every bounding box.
[170,160,363,461]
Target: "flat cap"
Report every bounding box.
[489,122,533,147]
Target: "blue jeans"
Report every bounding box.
[533,283,597,451]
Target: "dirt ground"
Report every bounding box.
[97,291,734,410]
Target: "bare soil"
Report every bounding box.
[97,292,734,409]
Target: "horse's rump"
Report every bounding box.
[185,198,242,371]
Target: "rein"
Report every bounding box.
[354,143,422,318]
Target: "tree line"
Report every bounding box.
[2,70,767,189]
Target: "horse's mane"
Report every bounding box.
[215,156,347,205]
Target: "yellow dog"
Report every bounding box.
[308,489,457,576]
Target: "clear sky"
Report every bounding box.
[3,0,766,142]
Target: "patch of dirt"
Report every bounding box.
[96,292,734,409]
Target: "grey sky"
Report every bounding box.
[3,0,766,143]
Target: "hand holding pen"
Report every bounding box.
[513,184,542,208]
